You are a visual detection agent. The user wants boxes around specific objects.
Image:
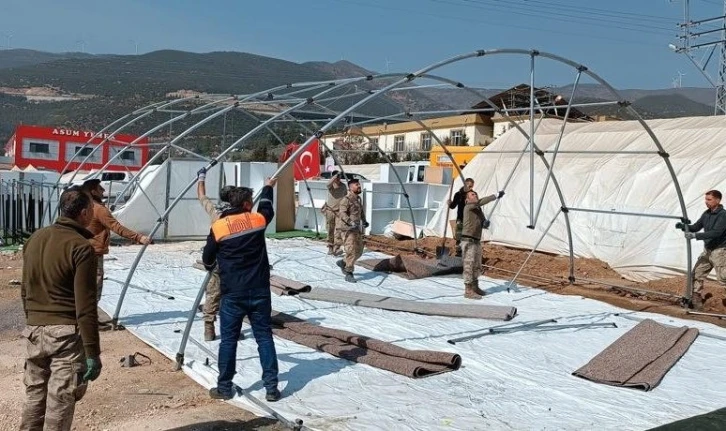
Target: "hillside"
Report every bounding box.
[0,49,718,155]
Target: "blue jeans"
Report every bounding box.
[217,292,279,395]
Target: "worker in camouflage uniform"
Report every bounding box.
[321,171,347,255]
[448,178,475,257]
[461,189,504,299]
[336,178,368,283]
[197,167,236,341]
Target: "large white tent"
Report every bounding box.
[427,116,726,282]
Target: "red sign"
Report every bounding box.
[280,139,320,181]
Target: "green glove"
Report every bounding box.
[83,356,102,382]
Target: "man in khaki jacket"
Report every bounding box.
[20,186,102,430]
[335,178,368,283]
[82,179,151,302]
[461,189,504,299]
[321,172,347,255]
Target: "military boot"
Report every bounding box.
[464,283,482,300]
[204,322,216,341]
[691,292,705,310]
[345,273,356,283]
[472,280,486,296]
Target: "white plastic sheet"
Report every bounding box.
[100,239,726,431]
[427,116,726,282]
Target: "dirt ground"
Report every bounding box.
[0,252,282,431]
[365,235,726,328]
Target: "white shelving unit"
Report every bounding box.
[294,178,451,237]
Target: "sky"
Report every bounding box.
[0,0,723,90]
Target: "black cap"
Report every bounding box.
[347,178,359,186]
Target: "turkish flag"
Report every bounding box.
[280,139,320,181]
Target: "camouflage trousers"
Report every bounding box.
[342,230,364,273]
[96,255,104,302]
[203,269,221,323]
[324,210,341,252]
[461,239,482,284]
[20,325,88,431]
[455,221,463,254]
[693,247,726,293]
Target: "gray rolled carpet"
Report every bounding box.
[296,285,516,321]
[572,318,699,391]
[269,311,462,378]
[270,275,311,296]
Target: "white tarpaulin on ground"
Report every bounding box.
[100,239,726,431]
[426,116,726,282]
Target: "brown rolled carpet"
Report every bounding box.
[572,319,699,391]
[269,311,462,378]
[357,254,463,279]
[270,275,311,296]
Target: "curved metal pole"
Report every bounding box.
[111,77,375,325]
[107,100,239,206]
[89,98,237,182]
[175,271,210,370]
[236,108,320,238]
[40,99,172,223]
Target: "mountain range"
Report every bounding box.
[0,49,717,150]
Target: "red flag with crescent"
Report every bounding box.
[279,139,320,181]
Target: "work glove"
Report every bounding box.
[497,190,505,199]
[197,167,207,181]
[83,356,102,382]
[675,222,685,231]
[482,219,491,229]
[139,235,153,245]
[363,221,370,228]
[684,232,696,240]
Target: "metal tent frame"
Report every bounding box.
[51,49,693,330]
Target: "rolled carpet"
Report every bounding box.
[270,311,462,378]
[572,318,699,391]
[270,275,311,296]
[357,254,463,280]
[296,285,516,321]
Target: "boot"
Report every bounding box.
[464,283,482,300]
[204,322,216,341]
[327,246,334,255]
[691,292,705,310]
[336,259,346,274]
[472,280,486,297]
[345,273,357,283]
[332,247,342,256]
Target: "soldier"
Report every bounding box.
[321,171,347,255]
[461,189,504,299]
[677,189,726,309]
[196,167,235,341]
[336,178,368,283]
[447,177,475,257]
[81,179,151,304]
[20,186,102,430]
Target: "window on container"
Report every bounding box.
[394,135,405,152]
[101,172,126,181]
[420,133,432,151]
[119,150,136,161]
[29,142,50,154]
[74,146,94,157]
[450,130,463,146]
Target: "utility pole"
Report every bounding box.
[670,0,726,115]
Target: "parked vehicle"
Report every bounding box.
[319,171,368,181]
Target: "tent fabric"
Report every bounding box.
[426,116,726,282]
